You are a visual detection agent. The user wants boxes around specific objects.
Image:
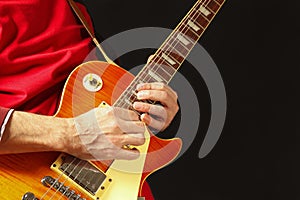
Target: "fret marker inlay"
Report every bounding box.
[148,70,163,82]
[199,5,211,17]
[177,33,191,46]
[162,53,176,65]
[187,20,201,32]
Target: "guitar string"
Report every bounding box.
[109,1,211,160]
[139,0,214,92]
[81,0,221,197]
[50,158,105,200]
[41,0,218,199]
[68,0,214,196]
[116,0,213,107]
[143,0,210,84]
[113,0,206,108]
[40,157,81,199]
[111,0,216,161]
[114,0,211,109]
[111,0,212,155]
[56,160,90,200]
[47,159,87,200]
[142,0,213,85]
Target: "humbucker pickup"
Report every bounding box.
[51,153,112,200]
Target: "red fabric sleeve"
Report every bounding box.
[0,106,14,140]
[0,107,9,127]
[0,0,94,115]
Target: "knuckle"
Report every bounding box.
[142,104,149,112]
[108,108,116,117]
[161,83,167,88]
[161,91,168,100]
[155,82,165,90]
[110,121,120,132]
[104,149,117,159]
[137,135,146,145]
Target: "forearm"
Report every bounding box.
[0,111,72,154]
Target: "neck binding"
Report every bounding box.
[114,0,225,109]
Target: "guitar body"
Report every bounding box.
[0,61,182,200]
[0,0,226,197]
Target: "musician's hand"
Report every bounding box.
[67,106,145,161]
[133,82,179,132]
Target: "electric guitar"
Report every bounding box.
[0,0,225,199]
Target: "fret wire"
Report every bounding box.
[163,43,186,60]
[161,50,181,65]
[156,65,175,79]
[173,32,195,51]
[194,6,211,22]
[148,69,169,83]
[146,0,205,70]
[162,35,190,56]
[193,2,212,21]
[193,12,209,29]
[149,65,176,84]
[43,2,226,199]
[114,0,218,108]
[193,18,206,32]
[176,24,200,46]
[201,0,216,15]
[137,0,208,86]
[115,1,205,107]
[164,47,185,61]
[150,59,177,75]
[139,67,169,84]
[206,0,221,13]
[206,4,216,15]
[148,59,177,78]
[213,0,221,6]
[184,21,201,37]
[137,0,209,87]
[155,52,180,69]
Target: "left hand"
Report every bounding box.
[133,82,179,132]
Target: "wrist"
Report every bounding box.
[51,117,75,152]
[56,117,85,157]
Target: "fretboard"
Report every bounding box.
[114,0,225,109]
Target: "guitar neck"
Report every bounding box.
[114,0,225,108]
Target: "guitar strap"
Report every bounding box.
[67,0,116,65]
[67,1,146,199]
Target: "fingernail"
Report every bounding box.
[136,83,145,90]
[137,91,148,99]
[133,102,142,109]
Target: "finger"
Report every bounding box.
[136,82,178,100]
[117,119,146,134]
[113,107,140,121]
[133,102,167,120]
[140,113,165,131]
[136,90,173,106]
[147,54,155,64]
[122,133,145,146]
[115,148,140,160]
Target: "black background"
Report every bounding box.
[82,0,299,199]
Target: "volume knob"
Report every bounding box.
[22,192,38,200]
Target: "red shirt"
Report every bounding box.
[0,0,93,114]
[0,0,153,199]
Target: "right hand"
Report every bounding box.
[65,105,146,161]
